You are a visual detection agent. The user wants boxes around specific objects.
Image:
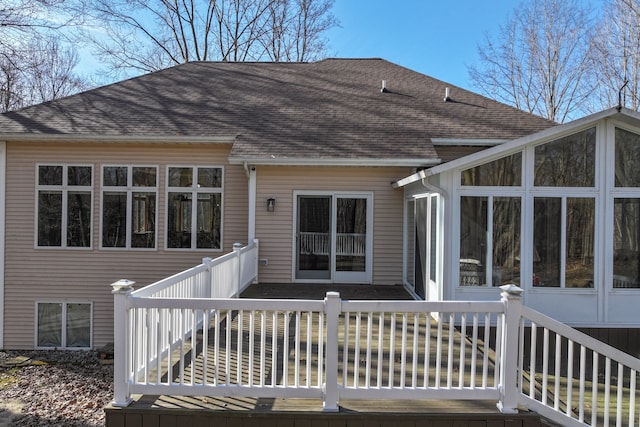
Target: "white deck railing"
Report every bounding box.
[112,244,640,426]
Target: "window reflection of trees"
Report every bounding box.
[615,128,640,187]
[459,196,521,287]
[566,198,594,288]
[533,197,594,288]
[534,127,595,187]
[461,153,522,186]
[493,197,521,286]
[167,166,222,250]
[37,165,91,248]
[613,199,640,288]
[612,129,640,288]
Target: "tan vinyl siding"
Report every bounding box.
[4,141,247,349]
[255,166,411,286]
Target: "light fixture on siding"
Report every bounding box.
[267,197,276,212]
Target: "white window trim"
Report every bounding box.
[34,164,94,250]
[165,165,224,252]
[100,165,159,250]
[34,301,93,350]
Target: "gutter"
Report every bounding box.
[229,157,441,168]
[0,134,239,144]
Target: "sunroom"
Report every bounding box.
[397,107,640,327]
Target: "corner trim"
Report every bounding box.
[0,141,6,348]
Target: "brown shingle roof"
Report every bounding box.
[0,58,554,166]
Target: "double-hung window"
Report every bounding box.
[167,166,223,250]
[101,166,157,249]
[36,164,93,248]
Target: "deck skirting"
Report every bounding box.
[105,398,557,427]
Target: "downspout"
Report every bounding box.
[420,171,448,199]
[244,162,257,242]
[0,142,5,348]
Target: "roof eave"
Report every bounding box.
[0,133,239,144]
[228,157,441,167]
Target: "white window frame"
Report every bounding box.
[165,165,224,251]
[34,301,93,349]
[100,165,159,250]
[34,164,94,249]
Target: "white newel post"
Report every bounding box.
[253,239,260,284]
[497,284,524,414]
[233,242,242,296]
[202,257,213,298]
[111,279,135,407]
[323,292,340,412]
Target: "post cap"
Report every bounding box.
[111,279,135,293]
[499,284,524,296]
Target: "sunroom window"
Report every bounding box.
[36,302,91,348]
[459,196,521,286]
[613,199,640,288]
[460,152,522,186]
[615,127,640,187]
[36,165,92,248]
[167,166,222,250]
[534,127,596,187]
[533,197,594,288]
[101,166,157,249]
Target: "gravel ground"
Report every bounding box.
[0,350,113,427]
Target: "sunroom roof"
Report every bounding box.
[394,107,640,188]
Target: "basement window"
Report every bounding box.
[36,302,92,349]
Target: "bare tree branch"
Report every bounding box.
[591,0,640,111]
[468,0,594,122]
[82,0,336,77]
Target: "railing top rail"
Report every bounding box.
[130,240,258,299]
[521,305,640,371]
[128,297,326,311]
[130,264,209,298]
[341,299,504,313]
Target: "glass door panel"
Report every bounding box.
[336,197,367,272]
[296,196,331,280]
[334,195,372,283]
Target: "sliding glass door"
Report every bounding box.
[295,193,372,283]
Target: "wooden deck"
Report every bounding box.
[105,284,556,426]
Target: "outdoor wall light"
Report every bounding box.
[267,197,276,212]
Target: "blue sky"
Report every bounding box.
[325,1,521,91]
